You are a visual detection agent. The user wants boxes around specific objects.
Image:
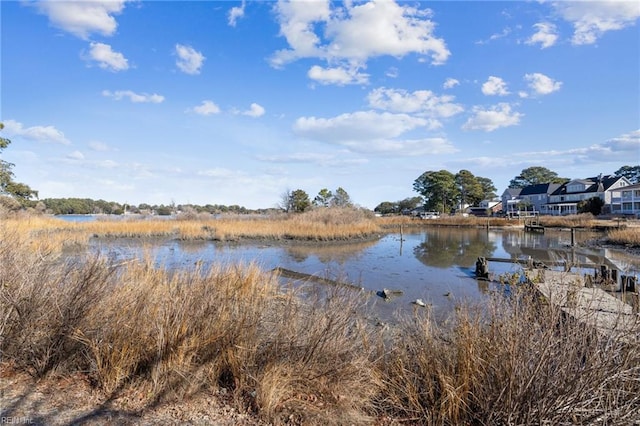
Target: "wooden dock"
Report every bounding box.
[526,269,639,338]
[524,217,544,233]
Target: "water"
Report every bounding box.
[56,214,98,223]
[87,228,640,320]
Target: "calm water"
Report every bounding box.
[87,228,640,320]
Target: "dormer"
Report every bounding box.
[565,179,593,193]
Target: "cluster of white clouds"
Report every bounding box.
[271,0,450,85]
[175,44,205,75]
[552,1,640,46]
[2,119,70,145]
[189,101,266,118]
[102,90,164,104]
[526,22,558,49]
[31,0,209,76]
[480,73,563,99]
[484,1,640,50]
[292,89,461,156]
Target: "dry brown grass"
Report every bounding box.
[377,214,512,228]
[606,227,640,247]
[1,208,381,251]
[375,289,640,424]
[0,224,377,425]
[539,213,598,228]
[2,221,639,425]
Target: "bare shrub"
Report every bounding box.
[375,288,640,424]
[539,213,596,228]
[0,227,115,377]
[253,287,377,425]
[606,227,640,246]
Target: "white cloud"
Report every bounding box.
[2,119,71,145]
[475,27,512,45]
[32,0,127,39]
[257,152,368,167]
[495,129,640,164]
[341,137,458,156]
[228,0,246,27]
[526,22,558,49]
[524,73,562,95]
[294,110,428,141]
[197,168,238,179]
[443,78,459,89]
[242,103,265,118]
[552,1,640,45]
[463,103,523,132]
[308,65,369,85]
[600,129,640,153]
[175,44,205,75]
[293,110,457,156]
[89,141,110,151]
[367,87,463,128]
[271,0,449,85]
[481,76,510,96]
[191,100,221,116]
[102,90,164,103]
[386,67,399,78]
[87,42,129,71]
[67,150,85,160]
[98,160,118,169]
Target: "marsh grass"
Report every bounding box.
[606,227,640,246]
[375,288,640,424]
[0,226,377,424]
[1,222,639,424]
[377,215,514,228]
[3,208,381,252]
[539,213,598,228]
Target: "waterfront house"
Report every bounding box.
[468,199,502,216]
[501,188,522,215]
[610,182,640,217]
[545,175,631,216]
[520,183,562,215]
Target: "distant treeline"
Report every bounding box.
[40,198,263,216]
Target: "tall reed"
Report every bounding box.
[375,287,640,424]
[606,227,640,246]
[1,221,638,424]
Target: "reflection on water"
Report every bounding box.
[88,228,638,320]
[413,228,497,268]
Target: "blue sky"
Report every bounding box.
[2,0,639,209]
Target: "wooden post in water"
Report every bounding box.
[570,228,576,247]
[475,257,489,279]
[632,293,640,314]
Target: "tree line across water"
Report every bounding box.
[1,122,639,216]
[375,165,640,215]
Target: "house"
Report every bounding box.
[501,188,522,215]
[519,183,562,215]
[545,175,631,216]
[610,182,640,217]
[468,199,502,216]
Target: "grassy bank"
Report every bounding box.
[2,207,382,250]
[605,227,640,247]
[2,223,639,424]
[378,213,639,232]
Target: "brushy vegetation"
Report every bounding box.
[538,213,598,228]
[376,214,512,228]
[378,212,637,232]
[2,219,639,424]
[0,207,382,248]
[606,227,640,247]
